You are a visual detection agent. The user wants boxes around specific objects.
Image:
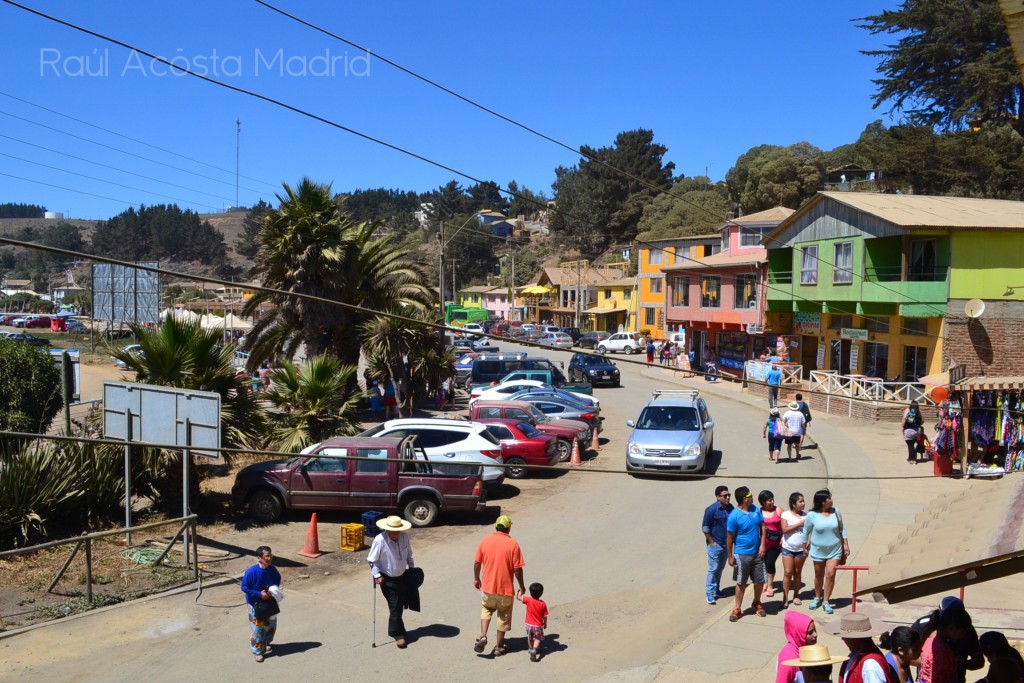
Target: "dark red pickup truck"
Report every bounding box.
[231,436,486,526]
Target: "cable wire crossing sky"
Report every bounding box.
[1,0,895,219]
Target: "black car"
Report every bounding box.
[577,330,610,350]
[568,352,620,387]
[560,327,582,343]
[6,332,50,347]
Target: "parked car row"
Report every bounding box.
[0,331,50,347]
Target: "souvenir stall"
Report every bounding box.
[960,377,1024,475]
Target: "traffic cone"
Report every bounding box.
[590,426,601,451]
[297,513,324,558]
[570,438,582,467]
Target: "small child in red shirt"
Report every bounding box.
[521,582,549,662]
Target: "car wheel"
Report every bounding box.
[403,497,439,527]
[597,345,607,354]
[555,439,572,462]
[505,457,528,479]
[248,490,283,523]
[623,345,633,354]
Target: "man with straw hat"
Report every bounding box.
[823,613,899,683]
[367,516,417,648]
[781,644,848,683]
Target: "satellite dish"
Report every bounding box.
[964,299,986,319]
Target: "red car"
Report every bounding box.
[475,418,559,479]
[470,400,591,463]
[23,316,51,329]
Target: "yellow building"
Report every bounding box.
[637,235,719,337]
[586,275,636,333]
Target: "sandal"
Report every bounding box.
[729,608,742,622]
[793,597,802,606]
[764,587,774,597]
[492,645,507,657]
[473,636,487,653]
[754,601,767,618]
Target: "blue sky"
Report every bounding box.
[0,0,896,220]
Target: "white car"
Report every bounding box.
[597,332,642,354]
[470,379,598,407]
[112,344,144,368]
[358,418,505,486]
[538,331,573,348]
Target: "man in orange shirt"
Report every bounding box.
[473,515,526,657]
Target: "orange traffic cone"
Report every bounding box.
[570,438,582,467]
[590,426,601,451]
[298,513,324,558]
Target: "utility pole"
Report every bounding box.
[235,119,241,209]
[575,260,582,329]
[450,260,458,305]
[437,221,445,309]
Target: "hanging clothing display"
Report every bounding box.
[967,390,1024,473]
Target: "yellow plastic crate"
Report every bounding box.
[340,523,365,551]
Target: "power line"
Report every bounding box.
[0,170,150,207]
[0,151,223,211]
[1,133,240,203]
[0,89,281,191]
[0,108,268,198]
[3,0,956,328]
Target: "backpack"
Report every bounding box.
[903,407,920,429]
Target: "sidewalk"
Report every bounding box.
[638,364,1024,681]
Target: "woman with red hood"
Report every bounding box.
[777,610,817,683]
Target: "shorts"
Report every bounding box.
[767,437,783,452]
[732,553,766,585]
[781,547,806,558]
[383,396,398,407]
[480,592,515,632]
[526,624,544,641]
[785,435,802,445]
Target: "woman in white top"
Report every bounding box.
[779,492,807,608]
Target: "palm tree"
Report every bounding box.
[360,309,455,414]
[261,355,364,453]
[241,178,432,370]
[110,315,267,510]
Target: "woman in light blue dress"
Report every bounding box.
[802,489,848,615]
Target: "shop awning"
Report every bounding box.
[521,285,553,295]
[957,375,1024,390]
[855,549,1024,605]
[586,307,627,314]
[916,371,950,387]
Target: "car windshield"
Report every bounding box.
[577,355,607,366]
[635,406,700,431]
[525,404,549,423]
[357,424,385,437]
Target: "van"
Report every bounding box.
[465,354,555,390]
[667,331,686,347]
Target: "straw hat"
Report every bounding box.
[822,613,889,638]
[781,644,848,667]
[377,515,412,532]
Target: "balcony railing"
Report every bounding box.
[863,266,948,283]
[808,370,933,404]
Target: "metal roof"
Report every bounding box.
[818,192,1024,230]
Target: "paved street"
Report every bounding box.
[2,342,1022,682]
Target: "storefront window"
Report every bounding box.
[901,318,928,336]
[829,314,853,329]
[864,316,889,333]
[717,331,749,370]
[903,345,927,382]
[864,342,889,379]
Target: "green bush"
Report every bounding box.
[0,338,62,435]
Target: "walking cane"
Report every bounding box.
[371,580,377,648]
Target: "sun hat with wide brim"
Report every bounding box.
[377,515,412,532]
[823,613,889,638]
[788,401,801,411]
[781,644,848,667]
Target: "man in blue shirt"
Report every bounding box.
[701,485,733,604]
[726,486,766,622]
[766,364,783,409]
